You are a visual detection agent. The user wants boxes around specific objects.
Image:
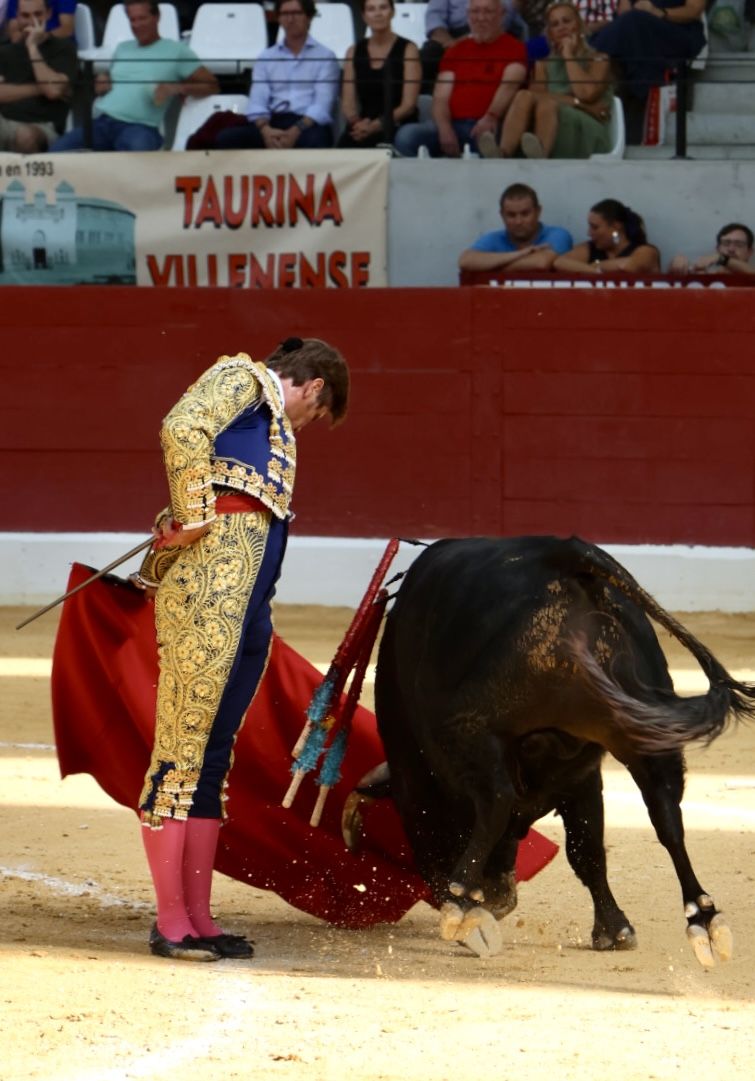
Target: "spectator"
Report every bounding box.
[394,0,527,157]
[338,0,421,148]
[213,0,340,151]
[5,0,74,40]
[0,0,76,152]
[668,223,755,275]
[421,0,524,89]
[481,1,613,158]
[553,197,660,273]
[522,0,619,60]
[50,0,217,151]
[458,182,573,275]
[592,0,706,141]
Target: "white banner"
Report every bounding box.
[0,148,389,287]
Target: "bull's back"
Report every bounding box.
[377,535,671,735]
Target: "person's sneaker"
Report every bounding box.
[478,131,501,159]
[148,923,220,961]
[521,132,545,159]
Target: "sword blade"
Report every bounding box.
[15,536,155,631]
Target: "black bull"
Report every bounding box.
[345,536,755,964]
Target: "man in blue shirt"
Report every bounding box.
[214,0,340,150]
[458,182,573,275]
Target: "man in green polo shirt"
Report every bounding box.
[50,0,217,152]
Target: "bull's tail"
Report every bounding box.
[561,538,744,689]
[569,630,753,754]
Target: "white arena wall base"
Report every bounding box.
[2,533,754,613]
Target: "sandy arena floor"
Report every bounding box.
[1,603,754,1081]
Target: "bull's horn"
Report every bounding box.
[341,763,392,852]
[355,761,391,795]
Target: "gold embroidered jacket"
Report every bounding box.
[160,353,296,529]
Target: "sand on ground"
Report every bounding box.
[1,604,754,1081]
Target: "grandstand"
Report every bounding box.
[1,0,755,607]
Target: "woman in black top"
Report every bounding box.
[338,0,421,148]
[554,198,661,273]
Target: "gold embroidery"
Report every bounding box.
[139,511,271,821]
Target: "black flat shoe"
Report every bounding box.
[148,924,220,961]
[202,932,255,959]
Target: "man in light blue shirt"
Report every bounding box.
[458,183,573,276]
[215,0,340,150]
[50,0,217,151]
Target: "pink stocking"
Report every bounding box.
[183,817,223,937]
[141,816,197,941]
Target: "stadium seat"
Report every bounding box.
[80,3,181,65]
[170,92,249,149]
[383,2,427,49]
[278,3,355,62]
[189,3,268,75]
[589,96,626,160]
[74,2,97,50]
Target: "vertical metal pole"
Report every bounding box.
[674,62,689,160]
[83,59,94,149]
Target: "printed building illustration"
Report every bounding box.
[0,179,136,284]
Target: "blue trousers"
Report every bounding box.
[393,118,480,158]
[50,114,163,152]
[214,112,334,150]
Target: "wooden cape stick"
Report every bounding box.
[15,537,154,631]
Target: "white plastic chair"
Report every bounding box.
[278,3,355,62]
[80,3,181,65]
[590,95,625,160]
[170,92,249,149]
[386,2,427,49]
[189,3,268,75]
[74,2,97,50]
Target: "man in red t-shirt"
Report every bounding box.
[394,0,527,157]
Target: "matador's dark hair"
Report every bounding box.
[265,337,350,424]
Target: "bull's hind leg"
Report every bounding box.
[557,768,637,951]
[627,753,732,968]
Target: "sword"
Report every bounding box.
[15,537,154,631]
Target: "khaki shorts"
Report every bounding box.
[0,114,58,152]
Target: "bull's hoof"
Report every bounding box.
[438,903,503,958]
[461,910,503,959]
[439,901,466,941]
[687,914,733,968]
[592,924,637,952]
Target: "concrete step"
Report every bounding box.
[625,143,755,160]
[667,110,755,144]
[695,52,755,81]
[691,81,755,112]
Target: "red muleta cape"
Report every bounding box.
[51,564,558,929]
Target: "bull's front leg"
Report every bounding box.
[435,727,517,957]
[627,753,733,968]
[557,768,637,951]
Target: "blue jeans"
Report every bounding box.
[50,114,163,152]
[394,118,479,158]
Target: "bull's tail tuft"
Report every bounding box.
[569,632,755,755]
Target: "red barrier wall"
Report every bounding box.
[4,286,755,546]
